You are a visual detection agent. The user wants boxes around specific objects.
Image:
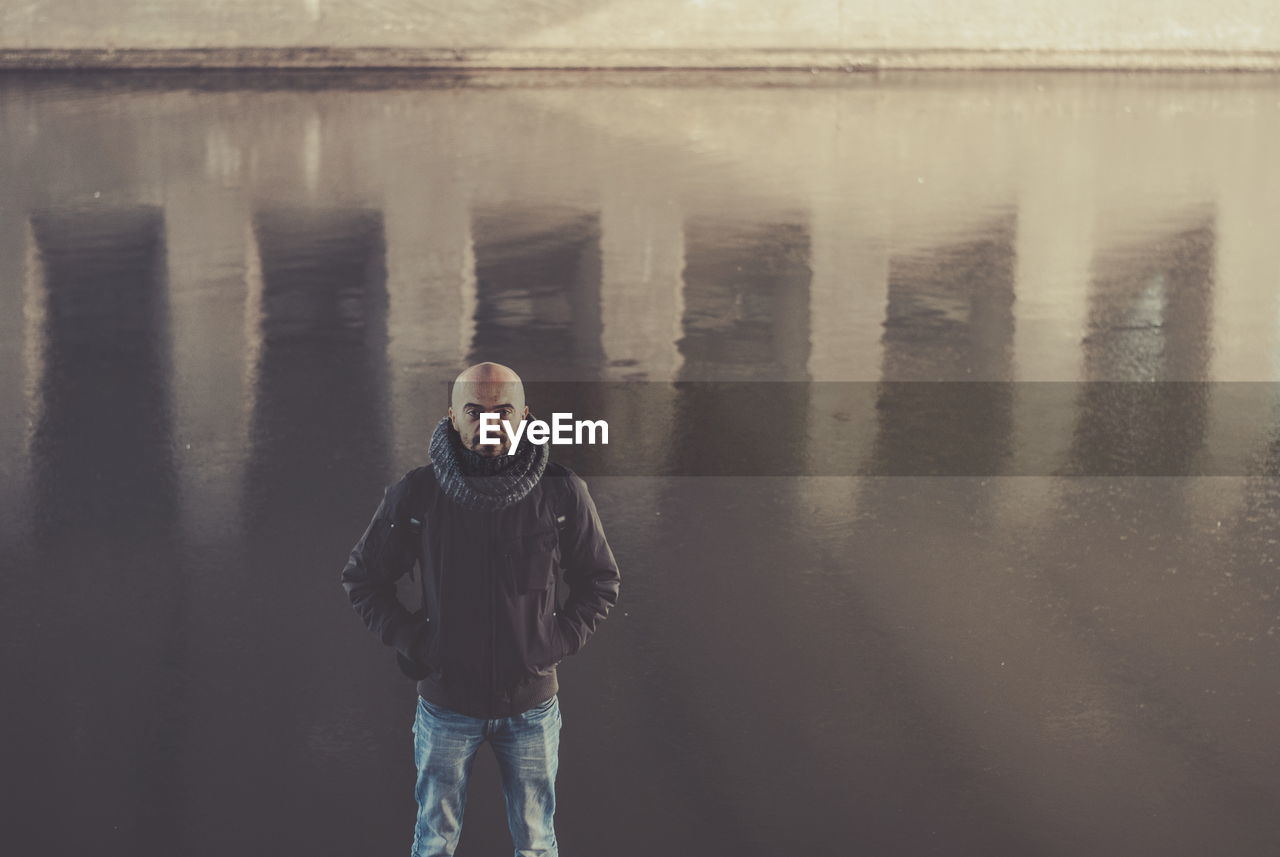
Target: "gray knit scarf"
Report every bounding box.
[428,415,549,511]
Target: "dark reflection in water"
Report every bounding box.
[18,206,187,855]
[881,213,1017,382]
[471,206,604,378]
[1,72,1279,857]
[677,215,812,381]
[1066,218,1216,476]
[871,215,1017,475]
[673,215,812,477]
[233,208,394,854]
[28,206,175,535]
[843,210,1029,852]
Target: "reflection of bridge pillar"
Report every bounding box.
[881,214,1018,382]
[1023,208,1273,844]
[1158,214,1219,525]
[659,206,814,842]
[854,218,1019,773]
[1067,212,1216,477]
[678,212,813,382]
[383,140,476,466]
[837,206,1092,854]
[871,214,1018,476]
[674,212,812,473]
[29,207,176,531]
[470,205,604,379]
[21,206,186,855]
[240,206,391,852]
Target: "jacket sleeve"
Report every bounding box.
[340,473,431,666]
[555,473,621,658]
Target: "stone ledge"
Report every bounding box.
[4,47,1280,71]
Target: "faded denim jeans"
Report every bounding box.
[411,694,561,857]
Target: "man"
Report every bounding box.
[341,362,621,857]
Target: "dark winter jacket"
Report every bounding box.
[341,461,621,718]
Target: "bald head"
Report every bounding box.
[448,362,529,457]
[453,361,521,391]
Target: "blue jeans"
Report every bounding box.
[411,694,561,857]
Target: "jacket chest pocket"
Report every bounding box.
[503,529,560,594]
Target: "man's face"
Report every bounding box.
[448,381,529,457]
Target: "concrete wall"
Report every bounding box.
[3,0,1280,69]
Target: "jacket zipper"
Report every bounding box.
[488,511,496,715]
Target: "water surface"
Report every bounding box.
[2,70,1279,857]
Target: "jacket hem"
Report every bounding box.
[417,670,560,719]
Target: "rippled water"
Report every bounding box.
[2,70,1279,857]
